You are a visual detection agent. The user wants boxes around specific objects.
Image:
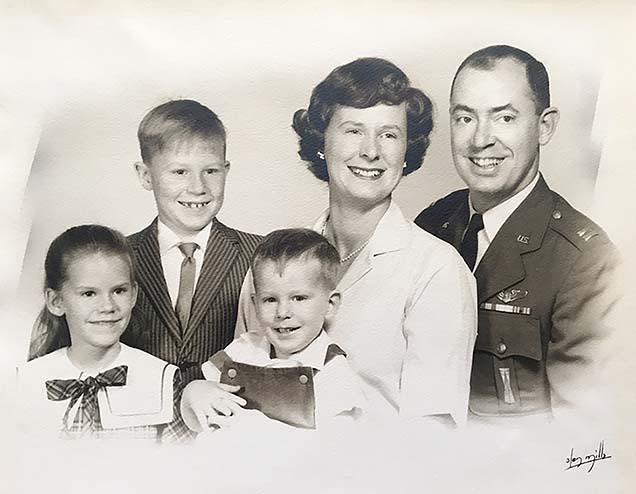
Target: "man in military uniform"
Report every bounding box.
[415,45,620,422]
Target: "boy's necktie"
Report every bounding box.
[45,365,128,434]
[459,213,484,271]
[176,242,199,333]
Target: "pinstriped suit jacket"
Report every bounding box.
[122,218,261,386]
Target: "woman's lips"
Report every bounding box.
[348,166,385,179]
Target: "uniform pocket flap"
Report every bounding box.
[475,310,542,360]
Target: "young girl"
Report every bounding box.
[18,224,190,442]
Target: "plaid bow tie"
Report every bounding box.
[46,365,128,435]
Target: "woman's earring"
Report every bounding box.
[317,151,325,160]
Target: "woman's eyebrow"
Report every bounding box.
[337,120,363,127]
[379,124,404,131]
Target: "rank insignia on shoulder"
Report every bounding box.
[497,288,528,304]
[576,228,599,242]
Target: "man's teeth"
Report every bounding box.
[180,201,209,209]
[275,327,299,334]
[350,167,383,178]
[470,158,503,169]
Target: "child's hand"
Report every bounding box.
[180,380,247,432]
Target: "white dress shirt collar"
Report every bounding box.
[157,220,212,256]
[156,220,213,305]
[470,172,540,246]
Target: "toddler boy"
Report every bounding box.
[181,228,365,431]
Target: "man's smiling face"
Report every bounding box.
[450,58,549,212]
[136,138,229,237]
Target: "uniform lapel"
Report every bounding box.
[474,176,554,303]
[437,192,470,249]
[183,219,238,343]
[133,220,182,342]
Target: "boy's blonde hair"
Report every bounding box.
[251,229,339,291]
[138,99,226,164]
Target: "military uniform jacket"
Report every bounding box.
[123,218,261,387]
[414,175,620,418]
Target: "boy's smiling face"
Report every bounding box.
[135,138,229,237]
[252,258,340,359]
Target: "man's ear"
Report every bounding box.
[538,106,560,146]
[134,162,153,191]
[45,288,65,317]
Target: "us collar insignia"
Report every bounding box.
[516,234,530,244]
[497,288,529,304]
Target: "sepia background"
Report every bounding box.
[1,1,635,493]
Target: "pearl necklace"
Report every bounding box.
[338,238,370,264]
[321,218,371,264]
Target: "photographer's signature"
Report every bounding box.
[565,440,612,473]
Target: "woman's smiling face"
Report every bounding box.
[323,103,407,207]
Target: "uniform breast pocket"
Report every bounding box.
[475,310,542,361]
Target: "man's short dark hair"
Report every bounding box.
[451,45,550,113]
[251,228,339,291]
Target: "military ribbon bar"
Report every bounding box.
[480,302,531,316]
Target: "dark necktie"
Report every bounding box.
[459,213,484,271]
[176,242,199,332]
[46,365,128,434]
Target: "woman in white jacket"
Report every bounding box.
[240,57,478,428]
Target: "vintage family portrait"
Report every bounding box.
[1,1,634,493]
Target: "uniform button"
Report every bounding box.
[552,210,562,220]
[298,374,309,384]
[227,368,237,378]
[497,342,507,355]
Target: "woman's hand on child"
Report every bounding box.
[180,380,247,432]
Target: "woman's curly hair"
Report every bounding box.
[292,57,434,182]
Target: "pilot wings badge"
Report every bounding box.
[497,288,529,304]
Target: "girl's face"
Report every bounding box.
[323,103,408,207]
[46,251,137,353]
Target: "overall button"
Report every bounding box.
[497,342,507,355]
[298,374,308,384]
[227,368,237,378]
